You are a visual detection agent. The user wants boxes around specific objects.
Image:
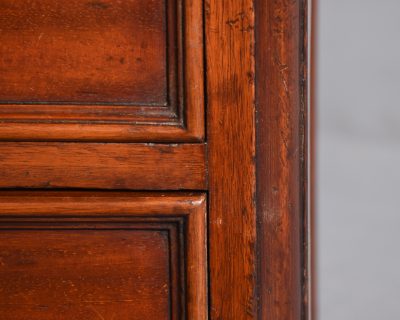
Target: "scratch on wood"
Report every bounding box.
[87,1,110,9]
[89,305,106,320]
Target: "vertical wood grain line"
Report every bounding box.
[206,0,257,318]
[255,0,309,319]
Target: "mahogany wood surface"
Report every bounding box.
[0,229,171,319]
[0,0,311,318]
[206,0,310,318]
[206,0,257,318]
[0,192,207,320]
[0,143,207,190]
[0,0,204,142]
[256,0,310,319]
[0,0,169,104]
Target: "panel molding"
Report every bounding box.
[0,192,207,319]
[206,0,310,318]
[0,0,204,142]
[255,0,311,319]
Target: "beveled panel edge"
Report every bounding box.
[0,191,206,216]
[0,0,177,110]
[0,122,204,142]
[0,0,205,142]
[0,191,208,320]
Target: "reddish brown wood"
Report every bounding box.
[206,0,257,318]
[0,122,205,142]
[0,192,207,320]
[0,143,207,190]
[0,0,312,318]
[0,229,171,319]
[205,0,310,318]
[0,0,169,104]
[255,0,309,319]
[0,0,204,142]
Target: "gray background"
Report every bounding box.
[317,0,400,319]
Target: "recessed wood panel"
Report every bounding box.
[0,192,207,320]
[0,0,168,105]
[0,0,204,141]
[0,229,170,319]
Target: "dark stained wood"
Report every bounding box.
[0,143,207,190]
[0,192,207,320]
[0,0,204,142]
[255,0,310,319]
[206,0,257,318]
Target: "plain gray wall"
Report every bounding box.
[317,0,400,319]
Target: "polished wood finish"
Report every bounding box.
[0,143,207,190]
[206,0,257,318]
[0,0,204,142]
[256,0,310,319]
[0,192,207,320]
[0,0,312,318]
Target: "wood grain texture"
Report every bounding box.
[0,191,207,320]
[206,0,257,318]
[0,0,312,318]
[0,0,168,105]
[0,229,171,320]
[0,0,204,142]
[0,143,207,190]
[255,0,310,319]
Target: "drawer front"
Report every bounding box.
[0,0,204,141]
[0,192,207,319]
